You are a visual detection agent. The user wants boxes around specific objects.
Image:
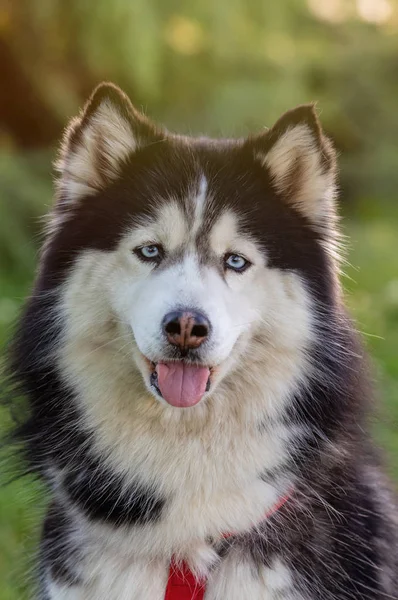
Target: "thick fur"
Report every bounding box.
[9,83,398,599]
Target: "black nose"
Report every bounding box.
[162,310,210,350]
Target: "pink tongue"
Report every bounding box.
[156,362,210,408]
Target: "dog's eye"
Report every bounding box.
[224,253,251,272]
[134,244,164,263]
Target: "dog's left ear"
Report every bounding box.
[249,104,337,228]
[56,82,162,202]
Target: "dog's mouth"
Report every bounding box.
[146,359,212,408]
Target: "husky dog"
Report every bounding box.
[10,83,397,599]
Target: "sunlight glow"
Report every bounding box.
[356,0,393,23]
[307,0,350,23]
[164,16,205,55]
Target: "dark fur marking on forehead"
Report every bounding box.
[48,135,335,306]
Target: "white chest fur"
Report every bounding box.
[45,553,296,600]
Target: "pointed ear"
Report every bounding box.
[251,104,337,228]
[56,82,162,201]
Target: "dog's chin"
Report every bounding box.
[140,355,215,409]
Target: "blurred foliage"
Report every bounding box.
[1,0,398,598]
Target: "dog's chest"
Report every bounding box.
[93,416,292,544]
[64,541,296,600]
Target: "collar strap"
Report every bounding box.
[164,488,293,600]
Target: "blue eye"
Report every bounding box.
[224,253,251,272]
[135,244,163,263]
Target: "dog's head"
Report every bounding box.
[44,83,338,414]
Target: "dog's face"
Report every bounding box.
[46,84,337,413]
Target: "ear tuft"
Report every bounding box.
[56,82,161,202]
[252,104,337,228]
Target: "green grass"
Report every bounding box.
[344,206,398,478]
[0,203,397,598]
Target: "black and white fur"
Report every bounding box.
[9,83,398,599]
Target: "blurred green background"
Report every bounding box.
[1,0,398,597]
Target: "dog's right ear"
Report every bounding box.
[56,83,162,202]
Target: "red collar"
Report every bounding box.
[164,489,292,600]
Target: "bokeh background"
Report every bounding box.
[1,0,398,597]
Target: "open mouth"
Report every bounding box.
[147,359,212,408]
